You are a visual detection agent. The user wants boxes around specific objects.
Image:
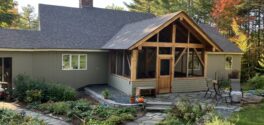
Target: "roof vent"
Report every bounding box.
[79,0,93,8]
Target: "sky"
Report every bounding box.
[15,0,132,13]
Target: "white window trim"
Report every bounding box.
[62,54,87,70]
[225,55,233,70]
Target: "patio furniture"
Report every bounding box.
[136,87,156,97]
[229,80,244,104]
[204,79,218,98]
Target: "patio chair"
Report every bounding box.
[204,79,217,98]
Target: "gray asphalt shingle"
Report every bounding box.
[0,4,240,52]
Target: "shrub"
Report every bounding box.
[162,98,214,124]
[205,116,234,125]
[0,109,46,125]
[102,89,110,99]
[38,101,71,115]
[25,89,42,103]
[14,74,76,103]
[248,75,264,89]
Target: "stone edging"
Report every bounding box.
[84,88,138,107]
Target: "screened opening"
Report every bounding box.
[160,59,170,75]
[159,47,172,54]
[174,48,204,77]
[110,51,131,78]
[176,21,188,43]
[147,34,158,42]
[159,24,173,42]
[137,47,157,79]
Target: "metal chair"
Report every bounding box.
[204,79,217,98]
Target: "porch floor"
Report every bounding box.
[86,84,130,103]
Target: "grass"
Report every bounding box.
[230,102,264,125]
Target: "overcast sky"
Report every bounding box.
[15,0,132,13]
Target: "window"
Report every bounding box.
[62,54,87,70]
[225,56,233,70]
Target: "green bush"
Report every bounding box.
[102,89,110,99]
[14,74,76,103]
[205,116,234,125]
[38,101,71,115]
[25,89,42,103]
[248,75,264,89]
[0,109,46,125]
[162,98,214,124]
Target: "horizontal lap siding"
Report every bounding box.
[32,52,109,89]
[172,78,206,92]
[108,74,132,95]
[132,79,156,95]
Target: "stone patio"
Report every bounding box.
[86,84,242,119]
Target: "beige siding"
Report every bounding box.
[108,74,132,95]
[32,52,108,88]
[0,51,108,89]
[132,79,156,95]
[0,52,33,81]
[207,54,242,80]
[172,78,206,92]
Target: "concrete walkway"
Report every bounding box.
[15,108,70,125]
[126,112,166,125]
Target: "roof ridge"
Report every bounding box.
[39,4,155,16]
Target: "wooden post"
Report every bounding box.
[131,49,138,81]
[186,31,190,77]
[156,33,160,93]
[122,51,125,75]
[171,24,176,92]
[204,51,208,78]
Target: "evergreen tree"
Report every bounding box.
[18,5,39,30]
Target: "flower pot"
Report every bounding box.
[137,97,144,103]
[130,96,135,104]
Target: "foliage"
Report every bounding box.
[258,54,264,68]
[105,4,124,10]
[17,4,39,30]
[125,0,214,23]
[230,19,250,52]
[160,98,214,124]
[25,89,42,103]
[229,103,264,124]
[14,74,76,103]
[35,99,137,124]
[205,116,234,125]
[0,109,46,125]
[0,0,18,28]
[102,89,110,99]
[247,75,264,89]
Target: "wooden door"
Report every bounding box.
[157,57,172,93]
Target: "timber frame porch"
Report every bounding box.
[109,12,222,94]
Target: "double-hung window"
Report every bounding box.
[225,56,233,70]
[62,54,87,70]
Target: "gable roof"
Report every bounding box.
[198,24,241,52]
[103,12,180,49]
[0,4,241,53]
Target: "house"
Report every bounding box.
[0,0,242,95]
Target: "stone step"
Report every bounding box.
[145,101,173,106]
[145,106,171,111]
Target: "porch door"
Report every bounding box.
[157,56,172,93]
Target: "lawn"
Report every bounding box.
[230,103,264,125]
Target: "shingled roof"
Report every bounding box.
[0,4,241,52]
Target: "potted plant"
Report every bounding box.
[102,89,109,99]
[137,96,144,103]
[130,95,135,104]
[228,70,240,83]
